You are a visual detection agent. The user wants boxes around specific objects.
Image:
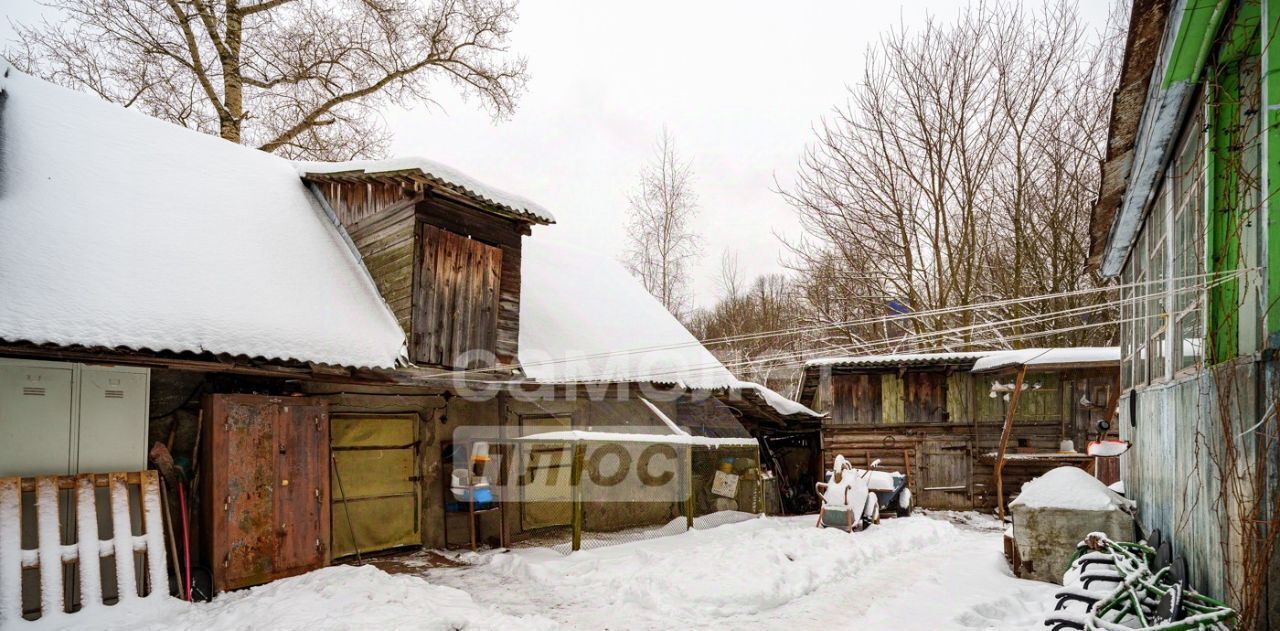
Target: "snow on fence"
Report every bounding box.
[0,471,168,626]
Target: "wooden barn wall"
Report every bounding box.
[413,224,502,368]
[417,195,524,366]
[830,374,881,424]
[880,374,905,423]
[946,372,970,423]
[314,179,407,226]
[821,367,1117,511]
[345,200,417,332]
[1120,361,1264,604]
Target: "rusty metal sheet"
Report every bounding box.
[273,402,329,574]
[222,398,276,589]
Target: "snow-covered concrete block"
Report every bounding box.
[1009,467,1132,584]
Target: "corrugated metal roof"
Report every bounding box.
[804,352,998,370]
[299,157,556,225]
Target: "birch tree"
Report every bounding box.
[624,127,701,320]
[8,0,529,159]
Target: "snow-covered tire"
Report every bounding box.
[895,488,913,517]
[862,495,880,528]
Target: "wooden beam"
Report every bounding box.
[570,444,586,552]
[994,365,1028,522]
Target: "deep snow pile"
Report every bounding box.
[1010,466,1131,511]
[29,565,554,631]
[30,515,1055,630]
[428,515,1057,629]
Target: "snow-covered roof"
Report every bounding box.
[805,348,1120,373]
[804,352,998,370]
[1009,466,1131,512]
[969,348,1119,373]
[730,381,823,419]
[0,63,406,368]
[299,157,555,224]
[518,239,736,389]
[513,430,757,447]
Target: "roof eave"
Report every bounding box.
[1088,0,1175,275]
[302,168,556,226]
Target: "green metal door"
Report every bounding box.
[330,413,420,558]
[519,413,573,530]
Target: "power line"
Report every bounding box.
[438,268,1244,383]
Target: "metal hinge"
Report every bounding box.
[223,495,230,512]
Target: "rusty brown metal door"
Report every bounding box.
[274,402,329,574]
[204,395,330,593]
[218,397,277,588]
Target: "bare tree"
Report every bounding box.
[690,267,807,394]
[781,1,1122,353]
[8,0,529,159]
[623,127,700,319]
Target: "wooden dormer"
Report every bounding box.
[302,164,554,370]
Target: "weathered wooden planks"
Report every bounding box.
[413,225,502,368]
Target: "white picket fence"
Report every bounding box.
[0,471,168,627]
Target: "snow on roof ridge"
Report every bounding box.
[806,347,1120,372]
[298,156,555,223]
[969,347,1119,372]
[731,380,823,418]
[1,66,406,368]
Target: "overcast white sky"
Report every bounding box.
[3,0,1113,308]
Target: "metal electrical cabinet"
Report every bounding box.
[0,358,150,477]
[201,394,330,593]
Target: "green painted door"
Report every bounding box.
[520,414,573,531]
[330,413,420,558]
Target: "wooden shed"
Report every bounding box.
[796,349,1119,512]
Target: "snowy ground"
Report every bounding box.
[36,513,1056,630]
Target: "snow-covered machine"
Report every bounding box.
[814,456,913,532]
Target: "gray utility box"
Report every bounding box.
[0,358,150,477]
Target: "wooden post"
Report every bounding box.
[902,448,912,489]
[570,443,585,552]
[1102,375,1122,436]
[995,366,1028,522]
[684,446,695,530]
[496,392,510,549]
